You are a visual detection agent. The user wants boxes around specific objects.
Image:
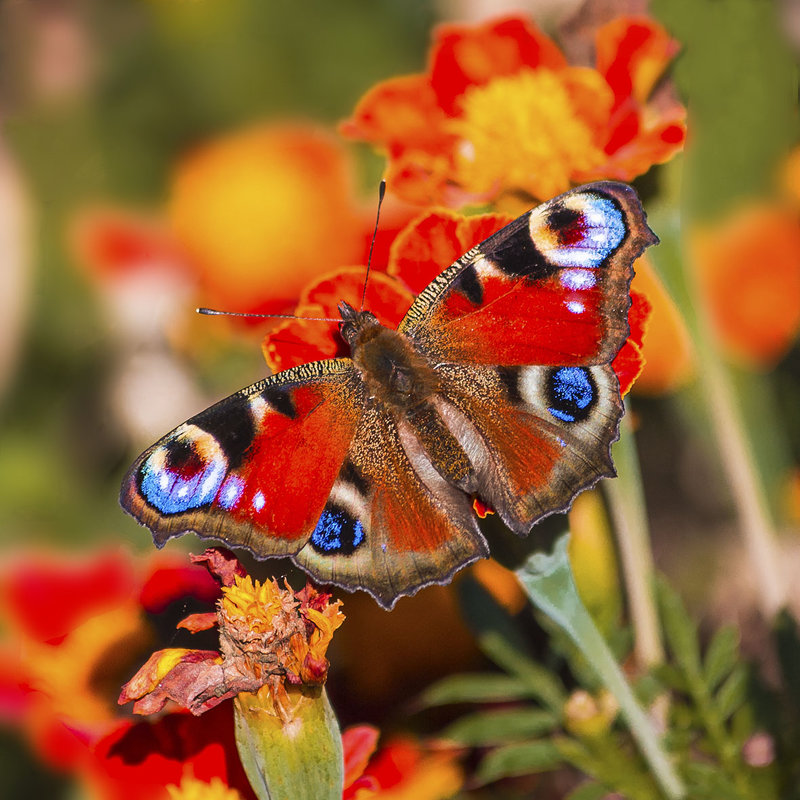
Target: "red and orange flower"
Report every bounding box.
[342,15,686,209]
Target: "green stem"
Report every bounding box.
[606,406,665,670]
[517,535,685,800]
[681,242,786,618]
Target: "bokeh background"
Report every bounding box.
[2,1,800,798]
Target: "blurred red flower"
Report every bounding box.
[0,548,221,792]
[342,16,685,208]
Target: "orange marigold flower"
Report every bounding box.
[694,205,800,367]
[342,15,685,208]
[169,124,365,315]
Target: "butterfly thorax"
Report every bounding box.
[338,300,438,410]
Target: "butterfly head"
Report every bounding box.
[338,301,381,350]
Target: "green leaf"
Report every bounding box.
[566,782,609,800]
[440,708,557,746]
[457,575,567,713]
[476,740,562,784]
[417,673,541,707]
[657,579,702,682]
[683,763,742,800]
[714,664,749,720]
[704,625,740,692]
[517,536,686,800]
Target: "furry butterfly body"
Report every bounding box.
[121,182,657,608]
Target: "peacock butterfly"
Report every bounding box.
[120,182,657,609]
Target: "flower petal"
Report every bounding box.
[612,288,652,396]
[430,16,566,114]
[595,17,680,108]
[262,268,415,372]
[630,256,695,394]
[388,209,512,294]
[340,74,451,156]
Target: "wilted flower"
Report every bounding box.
[120,548,346,800]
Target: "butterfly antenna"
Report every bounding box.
[360,179,386,312]
[197,308,339,323]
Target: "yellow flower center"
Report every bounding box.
[221,575,288,634]
[453,68,609,201]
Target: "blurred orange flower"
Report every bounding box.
[73,123,418,320]
[343,727,462,800]
[629,256,695,394]
[342,16,685,208]
[694,205,800,367]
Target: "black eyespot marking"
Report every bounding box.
[191,395,255,469]
[546,367,597,424]
[484,221,550,279]
[496,366,523,405]
[263,386,296,419]
[547,203,584,245]
[310,506,365,555]
[454,263,483,304]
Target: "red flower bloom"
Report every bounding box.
[342,15,685,208]
[0,548,220,778]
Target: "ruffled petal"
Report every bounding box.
[595,17,680,108]
[612,288,652,396]
[262,268,415,372]
[430,16,566,114]
[339,74,451,156]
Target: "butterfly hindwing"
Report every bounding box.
[431,361,622,533]
[293,401,489,609]
[400,182,657,367]
[120,360,363,557]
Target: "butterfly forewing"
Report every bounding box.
[120,359,363,556]
[400,182,657,366]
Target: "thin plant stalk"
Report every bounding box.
[606,405,665,670]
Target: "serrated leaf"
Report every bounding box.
[418,673,539,707]
[567,782,608,800]
[657,579,702,682]
[440,708,557,746]
[714,663,749,720]
[703,625,740,691]
[476,740,562,784]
